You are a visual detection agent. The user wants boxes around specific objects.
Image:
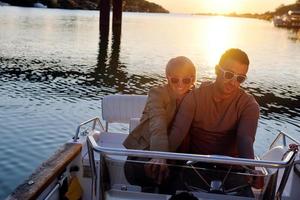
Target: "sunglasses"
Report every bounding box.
[219,67,247,83]
[169,76,193,85]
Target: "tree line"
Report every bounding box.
[1,0,169,13]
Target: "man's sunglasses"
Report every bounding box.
[219,67,247,83]
[169,77,193,84]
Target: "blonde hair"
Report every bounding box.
[165,56,196,79]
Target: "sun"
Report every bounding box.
[203,16,237,66]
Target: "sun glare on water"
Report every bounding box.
[202,0,239,69]
[201,16,237,69]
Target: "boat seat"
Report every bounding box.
[261,146,286,173]
[129,117,141,132]
[260,145,299,197]
[102,94,147,131]
[96,132,131,186]
[98,95,147,189]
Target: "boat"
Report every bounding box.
[6,94,300,200]
[287,10,300,28]
[273,10,300,28]
[273,15,289,27]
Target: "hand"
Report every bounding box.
[144,158,169,185]
[289,143,299,151]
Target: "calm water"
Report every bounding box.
[0,6,300,199]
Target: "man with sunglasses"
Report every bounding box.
[168,48,260,196]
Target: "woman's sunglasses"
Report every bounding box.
[169,77,193,85]
[219,68,247,83]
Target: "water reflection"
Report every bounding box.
[95,25,160,94]
[245,85,300,119]
[1,59,299,127]
[288,29,300,42]
[1,9,300,199]
[0,11,299,125]
[0,26,160,98]
[202,16,237,66]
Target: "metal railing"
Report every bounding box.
[86,131,299,200]
[87,135,296,169]
[269,131,300,150]
[74,109,300,200]
[73,117,104,142]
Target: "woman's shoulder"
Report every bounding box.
[143,85,172,107]
[144,85,174,111]
[148,84,172,99]
[149,84,168,93]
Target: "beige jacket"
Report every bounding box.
[123,85,177,152]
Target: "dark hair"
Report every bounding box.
[219,48,249,66]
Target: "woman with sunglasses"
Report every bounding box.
[123,56,196,193]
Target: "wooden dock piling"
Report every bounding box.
[113,0,123,26]
[99,0,111,28]
[99,0,123,30]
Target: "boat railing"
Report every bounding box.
[74,116,300,168]
[87,135,296,169]
[87,134,298,200]
[73,117,105,142]
[269,131,300,150]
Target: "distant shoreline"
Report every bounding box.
[196,3,300,21]
[0,5,270,19]
[1,1,299,22]
[0,0,169,13]
[195,13,274,21]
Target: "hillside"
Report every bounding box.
[274,2,300,15]
[1,0,169,13]
[196,2,300,21]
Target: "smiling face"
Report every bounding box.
[215,58,248,98]
[165,56,196,97]
[167,68,195,96]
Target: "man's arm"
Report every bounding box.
[236,98,263,189]
[236,99,260,159]
[168,91,196,152]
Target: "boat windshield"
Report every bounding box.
[101,154,276,200]
[86,131,298,200]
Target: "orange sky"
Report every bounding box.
[148,0,296,14]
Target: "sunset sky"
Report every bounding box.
[149,0,296,14]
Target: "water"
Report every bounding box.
[0,6,300,199]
